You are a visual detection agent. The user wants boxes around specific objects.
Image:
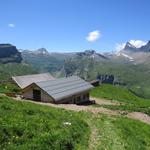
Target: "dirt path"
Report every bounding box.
[13,97,150,125]
[127,112,150,125]
[91,97,122,106]
[87,116,99,150]
[15,98,119,115]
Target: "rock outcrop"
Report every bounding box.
[0,44,22,63]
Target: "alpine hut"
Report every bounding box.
[22,76,93,104]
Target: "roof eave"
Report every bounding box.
[12,77,24,89]
[55,87,93,102]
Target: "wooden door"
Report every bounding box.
[33,89,41,101]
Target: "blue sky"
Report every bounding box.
[0,0,150,52]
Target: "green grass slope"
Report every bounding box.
[95,115,150,150]
[0,63,37,94]
[92,61,150,99]
[0,95,89,150]
[0,63,37,80]
[0,83,20,93]
[91,84,144,102]
[0,95,150,149]
[91,84,150,115]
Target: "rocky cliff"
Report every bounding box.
[0,44,22,63]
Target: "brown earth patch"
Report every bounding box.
[127,112,150,125]
[91,97,122,106]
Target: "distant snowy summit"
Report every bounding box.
[115,40,150,62]
[117,40,150,53]
[2,40,150,65]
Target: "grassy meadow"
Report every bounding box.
[94,115,150,150]
[91,84,150,115]
[0,95,90,150]
[0,83,20,93]
[0,94,150,149]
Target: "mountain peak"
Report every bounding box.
[76,50,108,60]
[35,48,49,55]
[140,41,150,52]
[124,42,136,50]
[146,40,150,45]
[119,40,150,53]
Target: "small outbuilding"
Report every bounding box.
[22,76,93,104]
[90,79,100,87]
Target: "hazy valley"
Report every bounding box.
[20,41,150,98]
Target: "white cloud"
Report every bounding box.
[129,40,147,48]
[86,30,101,42]
[8,23,15,28]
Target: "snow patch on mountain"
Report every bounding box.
[129,40,147,48]
[116,52,134,61]
[121,53,134,61]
